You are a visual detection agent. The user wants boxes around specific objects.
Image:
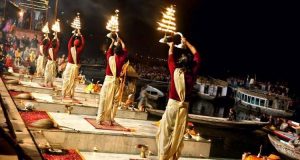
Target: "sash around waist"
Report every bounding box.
[104,75,120,82]
[47,59,55,62]
[168,98,189,107]
[66,62,79,68]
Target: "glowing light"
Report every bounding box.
[19,10,24,17]
[71,13,81,30]
[157,5,176,34]
[106,9,119,32]
[42,22,50,34]
[51,19,60,33]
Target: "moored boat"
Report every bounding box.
[235,87,294,117]
[194,76,228,101]
[268,134,300,160]
[144,85,164,101]
[147,108,269,130]
[272,130,299,142]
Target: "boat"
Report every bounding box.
[194,76,228,101]
[145,85,164,101]
[235,87,294,117]
[147,108,269,130]
[272,130,299,142]
[268,134,300,160]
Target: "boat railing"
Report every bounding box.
[139,78,169,85]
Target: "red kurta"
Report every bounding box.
[67,36,85,64]
[47,39,60,60]
[105,48,128,77]
[168,52,200,101]
[39,39,51,56]
[5,57,13,67]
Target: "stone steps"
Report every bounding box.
[37,112,211,158]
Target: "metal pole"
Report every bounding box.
[46,8,48,22]
[54,0,59,20]
[3,0,7,19]
[29,0,33,30]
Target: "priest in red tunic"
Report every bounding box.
[44,34,60,87]
[96,37,128,126]
[36,35,50,77]
[62,31,85,100]
[156,37,200,160]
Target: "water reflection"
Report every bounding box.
[192,99,221,116]
[190,99,277,159]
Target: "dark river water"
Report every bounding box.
[191,99,275,159]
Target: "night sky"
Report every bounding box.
[48,0,300,96]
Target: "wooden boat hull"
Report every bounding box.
[197,93,215,101]
[147,109,269,130]
[272,130,299,142]
[236,103,293,117]
[268,134,300,160]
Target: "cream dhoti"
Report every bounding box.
[61,62,79,97]
[96,75,120,122]
[157,68,187,160]
[36,55,45,77]
[96,55,121,122]
[44,60,57,85]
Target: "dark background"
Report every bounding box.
[47,0,299,97]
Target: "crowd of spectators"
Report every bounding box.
[0,17,69,76]
[81,57,104,66]
[80,53,171,82]
[0,17,39,73]
[1,16,170,83]
[130,54,170,82]
[227,76,290,97]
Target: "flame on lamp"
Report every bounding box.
[19,10,24,17]
[157,5,176,34]
[42,22,50,34]
[106,9,119,32]
[71,13,81,30]
[52,19,61,33]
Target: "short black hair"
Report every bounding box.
[173,48,194,71]
[113,43,123,55]
[52,39,57,48]
[42,38,49,45]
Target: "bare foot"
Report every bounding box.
[96,120,103,125]
[110,120,117,126]
[62,97,72,102]
[102,121,112,126]
[47,83,54,88]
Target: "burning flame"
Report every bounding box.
[106,9,119,32]
[52,19,60,33]
[157,5,176,33]
[42,22,50,34]
[71,13,81,30]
